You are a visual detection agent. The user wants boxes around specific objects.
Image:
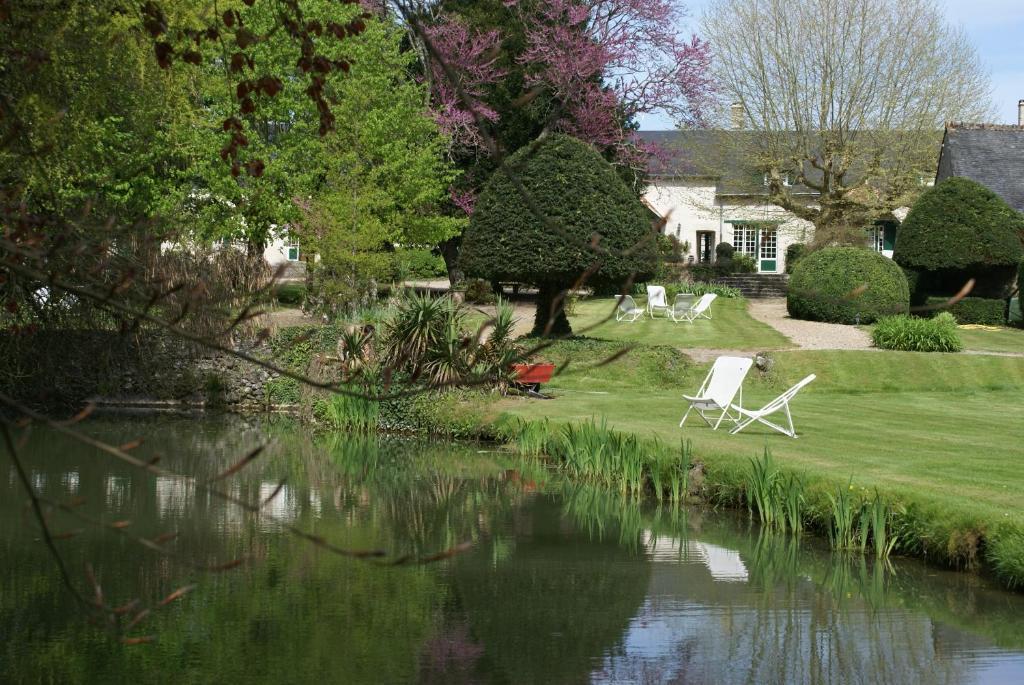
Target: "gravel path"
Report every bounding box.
[747,298,874,350]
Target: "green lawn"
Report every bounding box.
[497,341,1024,576]
[567,296,792,350]
[959,325,1024,354]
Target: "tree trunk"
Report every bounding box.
[533,282,572,337]
[440,236,463,286]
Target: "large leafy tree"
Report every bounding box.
[407,0,713,281]
[294,14,463,315]
[702,0,992,245]
[460,134,657,336]
[0,1,194,223]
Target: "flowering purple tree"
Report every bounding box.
[421,0,713,170]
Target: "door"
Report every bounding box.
[759,228,778,272]
[696,231,715,264]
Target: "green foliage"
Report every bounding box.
[396,248,447,279]
[462,278,497,304]
[715,242,736,261]
[785,243,807,274]
[926,296,1007,326]
[274,283,306,306]
[788,247,910,324]
[871,313,964,352]
[380,292,518,388]
[291,16,463,317]
[894,178,1024,298]
[0,1,194,222]
[312,386,380,433]
[731,253,757,273]
[460,134,657,334]
[377,389,492,439]
[657,234,684,262]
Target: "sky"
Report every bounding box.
[637,0,1024,130]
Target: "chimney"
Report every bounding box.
[1019,99,1024,126]
[730,102,745,130]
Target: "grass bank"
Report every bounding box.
[491,301,1024,589]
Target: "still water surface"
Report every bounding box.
[2,417,1024,684]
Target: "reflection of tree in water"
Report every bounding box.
[0,420,535,683]
[449,493,652,684]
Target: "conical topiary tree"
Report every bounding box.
[894,177,1024,301]
[459,134,657,336]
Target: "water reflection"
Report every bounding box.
[1,417,1023,684]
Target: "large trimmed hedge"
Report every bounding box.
[894,177,1024,299]
[460,134,656,335]
[787,247,910,324]
[925,296,1006,326]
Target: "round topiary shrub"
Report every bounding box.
[787,247,910,324]
[894,177,1024,300]
[460,134,656,335]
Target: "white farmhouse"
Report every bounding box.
[638,130,899,274]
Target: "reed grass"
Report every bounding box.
[745,449,805,534]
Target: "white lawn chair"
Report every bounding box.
[646,285,669,318]
[680,356,753,430]
[615,294,644,322]
[669,292,717,323]
[729,374,816,438]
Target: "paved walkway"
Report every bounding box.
[747,298,874,350]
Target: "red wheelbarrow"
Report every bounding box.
[511,363,556,399]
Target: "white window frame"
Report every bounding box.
[733,225,758,259]
[760,229,778,262]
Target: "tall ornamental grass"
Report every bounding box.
[871,312,963,352]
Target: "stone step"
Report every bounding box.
[716,274,789,299]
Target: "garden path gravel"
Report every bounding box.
[746,298,874,351]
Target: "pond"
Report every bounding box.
[2,416,1024,684]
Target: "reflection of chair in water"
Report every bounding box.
[642,531,749,582]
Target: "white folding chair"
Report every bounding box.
[615,294,644,322]
[729,374,816,438]
[669,293,718,323]
[646,285,669,318]
[680,356,754,430]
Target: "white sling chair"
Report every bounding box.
[669,292,717,323]
[680,356,753,430]
[646,285,669,318]
[615,294,644,322]
[729,374,816,438]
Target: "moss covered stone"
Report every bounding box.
[894,177,1024,299]
[787,247,910,324]
[460,134,657,335]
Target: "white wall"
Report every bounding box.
[643,179,815,273]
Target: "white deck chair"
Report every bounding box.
[729,374,816,438]
[680,356,753,430]
[646,285,669,318]
[669,292,718,323]
[615,294,644,322]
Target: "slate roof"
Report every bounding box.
[935,124,1024,213]
[636,130,819,196]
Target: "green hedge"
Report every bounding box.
[926,296,1006,326]
[787,247,910,324]
[397,248,446,279]
[872,312,963,352]
[785,243,807,274]
[894,177,1024,298]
